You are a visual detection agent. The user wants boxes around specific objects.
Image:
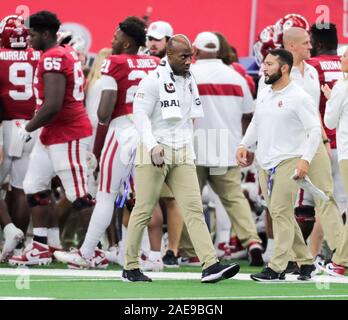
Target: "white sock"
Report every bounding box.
[4,223,17,237]
[140,227,150,257]
[121,225,127,242]
[33,227,48,237]
[262,238,274,262]
[80,192,116,259]
[47,228,61,247]
[149,250,161,261]
[215,229,231,247]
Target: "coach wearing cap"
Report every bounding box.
[146,21,173,58]
[191,32,264,266]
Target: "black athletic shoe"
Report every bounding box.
[201,262,240,283]
[297,264,316,281]
[162,250,179,268]
[285,261,300,274]
[251,267,286,282]
[122,268,152,282]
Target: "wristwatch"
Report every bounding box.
[323,139,330,144]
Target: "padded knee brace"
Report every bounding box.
[295,205,316,241]
[72,193,95,210]
[27,190,52,207]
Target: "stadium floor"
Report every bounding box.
[0,261,347,300]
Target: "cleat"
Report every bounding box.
[8,241,52,266]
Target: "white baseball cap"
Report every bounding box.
[147,21,173,40]
[193,32,220,52]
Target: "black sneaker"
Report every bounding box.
[201,262,240,283]
[162,250,179,268]
[285,261,300,274]
[250,267,286,282]
[248,243,264,266]
[122,269,152,282]
[297,264,316,281]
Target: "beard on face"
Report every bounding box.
[150,48,166,58]
[264,68,282,85]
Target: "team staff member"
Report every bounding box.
[307,23,347,214]
[191,31,263,266]
[237,49,320,281]
[322,47,348,276]
[123,34,240,283]
[258,27,344,254]
[144,20,184,269]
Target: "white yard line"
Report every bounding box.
[0,268,347,284]
[0,297,55,300]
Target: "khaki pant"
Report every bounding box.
[124,144,218,270]
[307,142,344,250]
[160,182,174,198]
[179,166,261,257]
[332,160,348,266]
[259,158,313,272]
[197,166,260,246]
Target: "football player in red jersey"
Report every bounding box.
[306,23,347,259]
[9,11,93,266]
[0,15,40,261]
[54,16,160,268]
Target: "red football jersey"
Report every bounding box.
[34,45,92,145]
[307,55,343,149]
[0,48,40,120]
[100,54,159,120]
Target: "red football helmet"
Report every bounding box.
[273,14,310,44]
[253,25,281,66]
[0,15,28,49]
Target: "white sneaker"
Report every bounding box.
[104,245,124,267]
[1,224,24,262]
[54,248,108,269]
[140,256,164,272]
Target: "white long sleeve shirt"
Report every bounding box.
[324,79,348,161]
[258,62,320,110]
[133,71,195,154]
[191,59,254,167]
[241,81,321,169]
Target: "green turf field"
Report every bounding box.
[0,260,347,300]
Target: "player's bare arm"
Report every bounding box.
[97,90,118,125]
[26,73,66,132]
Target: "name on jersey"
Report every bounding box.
[319,61,341,71]
[0,50,40,61]
[127,58,157,69]
[160,99,180,108]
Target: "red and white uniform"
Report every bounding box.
[0,48,40,188]
[97,53,159,194]
[23,45,92,201]
[34,45,92,145]
[306,55,342,149]
[79,53,159,259]
[307,55,347,212]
